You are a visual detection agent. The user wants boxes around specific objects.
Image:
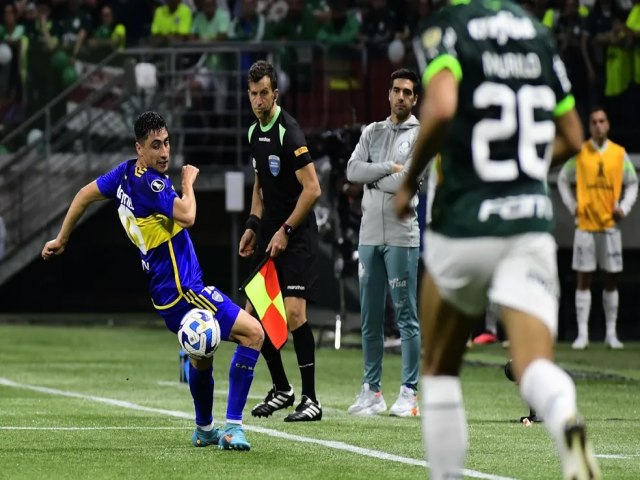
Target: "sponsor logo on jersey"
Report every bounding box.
[294,146,308,157]
[552,55,572,93]
[478,194,553,222]
[151,179,165,192]
[467,11,536,46]
[443,27,457,50]
[398,141,410,155]
[117,184,134,210]
[259,136,271,142]
[269,155,281,176]
[287,285,306,291]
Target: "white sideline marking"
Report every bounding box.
[0,426,186,431]
[596,454,634,460]
[0,377,514,480]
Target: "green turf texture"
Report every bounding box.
[0,322,638,479]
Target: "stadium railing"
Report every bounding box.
[0,41,370,287]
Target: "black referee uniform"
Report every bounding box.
[246,98,322,422]
[248,107,319,300]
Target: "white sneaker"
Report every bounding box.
[560,416,602,480]
[389,385,419,417]
[571,336,589,350]
[605,336,624,349]
[383,337,401,348]
[347,383,387,415]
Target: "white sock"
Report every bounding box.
[198,422,214,431]
[602,290,619,338]
[225,419,242,426]
[575,289,591,339]
[520,359,577,447]
[485,304,498,336]
[421,376,467,480]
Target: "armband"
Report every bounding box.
[245,214,260,232]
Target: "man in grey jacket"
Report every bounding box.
[345,68,422,417]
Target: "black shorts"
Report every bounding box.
[251,222,319,302]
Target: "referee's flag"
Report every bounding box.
[240,257,288,349]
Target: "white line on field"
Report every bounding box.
[0,377,514,480]
[0,426,187,431]
[596,454,635,459]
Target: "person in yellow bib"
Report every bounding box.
[557,107,638,350]
[151,0,192,45]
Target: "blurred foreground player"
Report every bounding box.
[396,0,601,477]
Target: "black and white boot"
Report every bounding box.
[251,385,295,418]
[284,395,322,422]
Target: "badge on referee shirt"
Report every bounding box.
[269,155,280,176]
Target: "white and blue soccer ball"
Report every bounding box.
[178,309,221,359]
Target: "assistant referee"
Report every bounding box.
[238,60,323,422]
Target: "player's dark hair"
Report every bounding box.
[134,111,167,142]
[390,68,420,96]
[248,60,278,90]
[589,105,608,118]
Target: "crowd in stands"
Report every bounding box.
[0,0,639,145]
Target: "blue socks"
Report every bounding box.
[188,362,214,427]
[188,345,260,425]
[226,345,260,422]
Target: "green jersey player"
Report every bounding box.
[396,0,601,479]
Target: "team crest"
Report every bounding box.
[269,155,281,176]
[398,141,410,154]
[212,289,223,302]
[151,179,165,192]
[422,27,442,49]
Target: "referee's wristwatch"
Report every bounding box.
[282,223,294,236]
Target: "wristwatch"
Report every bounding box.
[282,223,294,236]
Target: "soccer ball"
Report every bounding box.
[178,309,221,359]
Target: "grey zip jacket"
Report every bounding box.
[346,115,422,247]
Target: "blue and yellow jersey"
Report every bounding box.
[96,159,204,310]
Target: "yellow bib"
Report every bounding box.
[575,140,625,231]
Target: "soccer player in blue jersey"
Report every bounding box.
[42,111,264,451]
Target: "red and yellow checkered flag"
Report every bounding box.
[241,258,288,349]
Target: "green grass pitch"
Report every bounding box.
[0,321,638,479]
